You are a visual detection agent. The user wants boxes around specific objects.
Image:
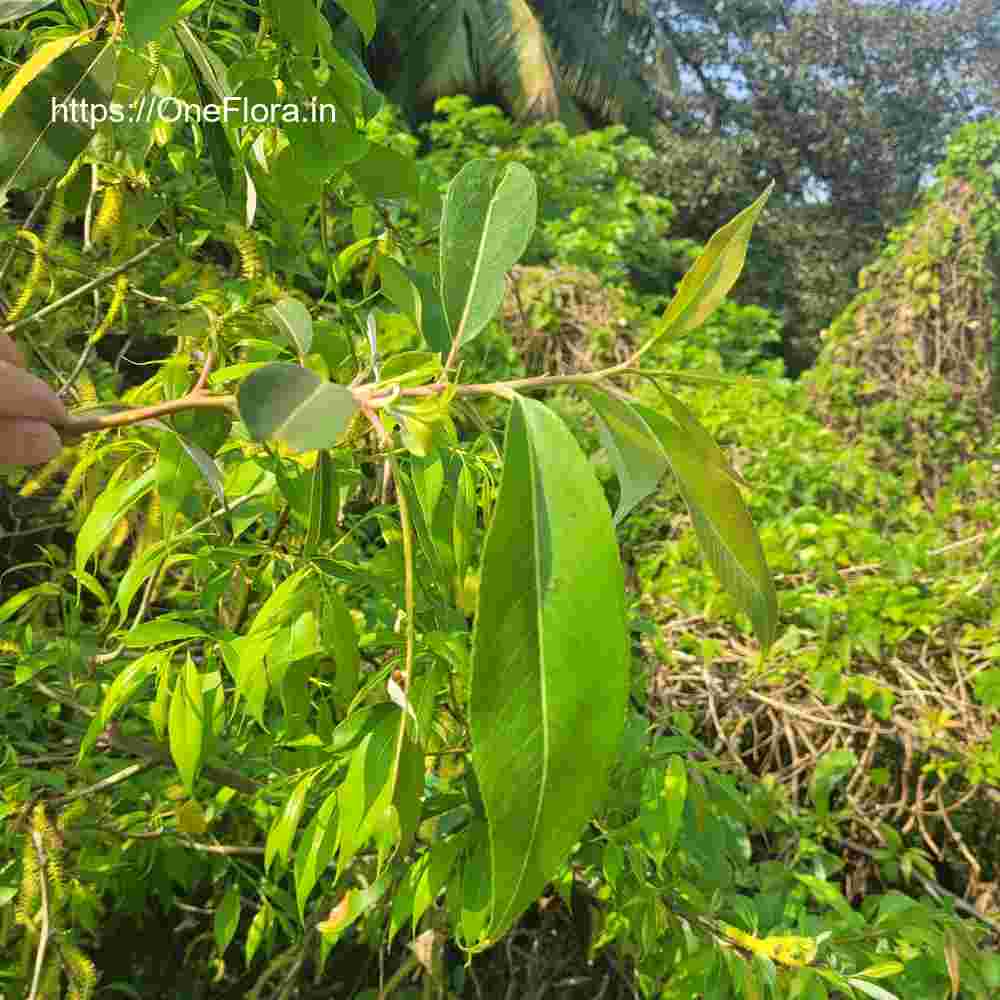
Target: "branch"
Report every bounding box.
[1,237,172,337]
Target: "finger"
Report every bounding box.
[0,333,24,367]
[0,361,68,424]
[0,418,62,466]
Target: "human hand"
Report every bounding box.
[0,333,67,466]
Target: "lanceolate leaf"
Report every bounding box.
[439,160,537,348]
[168,655,205,794]
[642,184,773,354]
[75,467,156,575]
[0,39,116,196]
[633,401,778,650]
[469,395,629,945]
[0,31,87,118]
[238,363,358,452]
[581,388,669,524]
[295,790,339,919]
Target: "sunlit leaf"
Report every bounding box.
[439,160,537,348]
[469,395,629,944]
[238,363,358,452]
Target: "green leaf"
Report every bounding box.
[854,963,904,981]
[266,771,317,873]
[469,395,629,944]
[266,0,317,52]
[580,388,669,525]
[245,900,272,967]
[810,749,858,821]
[266,298,314,357]
[125,619,210,648]
[0,39,117,195]
[377,256,451,356]
[319,584,360,714]
[347,142,420,203]
[453,460,475,589]
[633,402,777,650]
[127,0,187,46]
[168,655,205,794]
[214,884,241,954]
[98,649,167,726]
[847,980,901,1000]
[295,790,338,919]
[304,450,338,556]
[336,707,416,874]
[662,754,688,854]
[151,419,227,533]
[219,632,276,724]
[439,160,537,348]
[332,0,376,44]
[0,2,53,25]
[151,657,171,742]
[643,184,773,353]
[238,363,358,453]
[413,833,464,932]
[175,25,234,198]
[75,467,156,575]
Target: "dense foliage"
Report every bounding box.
[0,3,997,1000]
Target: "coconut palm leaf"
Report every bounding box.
[328,0,676,131]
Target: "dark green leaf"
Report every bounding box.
[127,0,186,46]
[439,160,537,348]
[238,363,358,452]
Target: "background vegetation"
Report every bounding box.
[0,2,998,998]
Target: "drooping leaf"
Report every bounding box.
[331,0,376,44]
[439,160,537,348]
[304,450,338,556]
[377,256,451,356]
[168,655,205,794]
[580,388,669,524]
[632,401,777,650]
[453,460,475,589]
[295,790,338,919]
[469,395,629,944]
[0,31,86,118]
[266,298,314,357]
[238,363,358,452]
[0,39,116,199]
[214,884,241,954]
[642,184,773,354]
[266,771,318,873]
[319,584,361,713]
[75,467,156,575]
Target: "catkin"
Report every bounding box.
[88,273,128,345]
[228,223,264,280]
[7,229,46,322]
[91,183,124,251]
